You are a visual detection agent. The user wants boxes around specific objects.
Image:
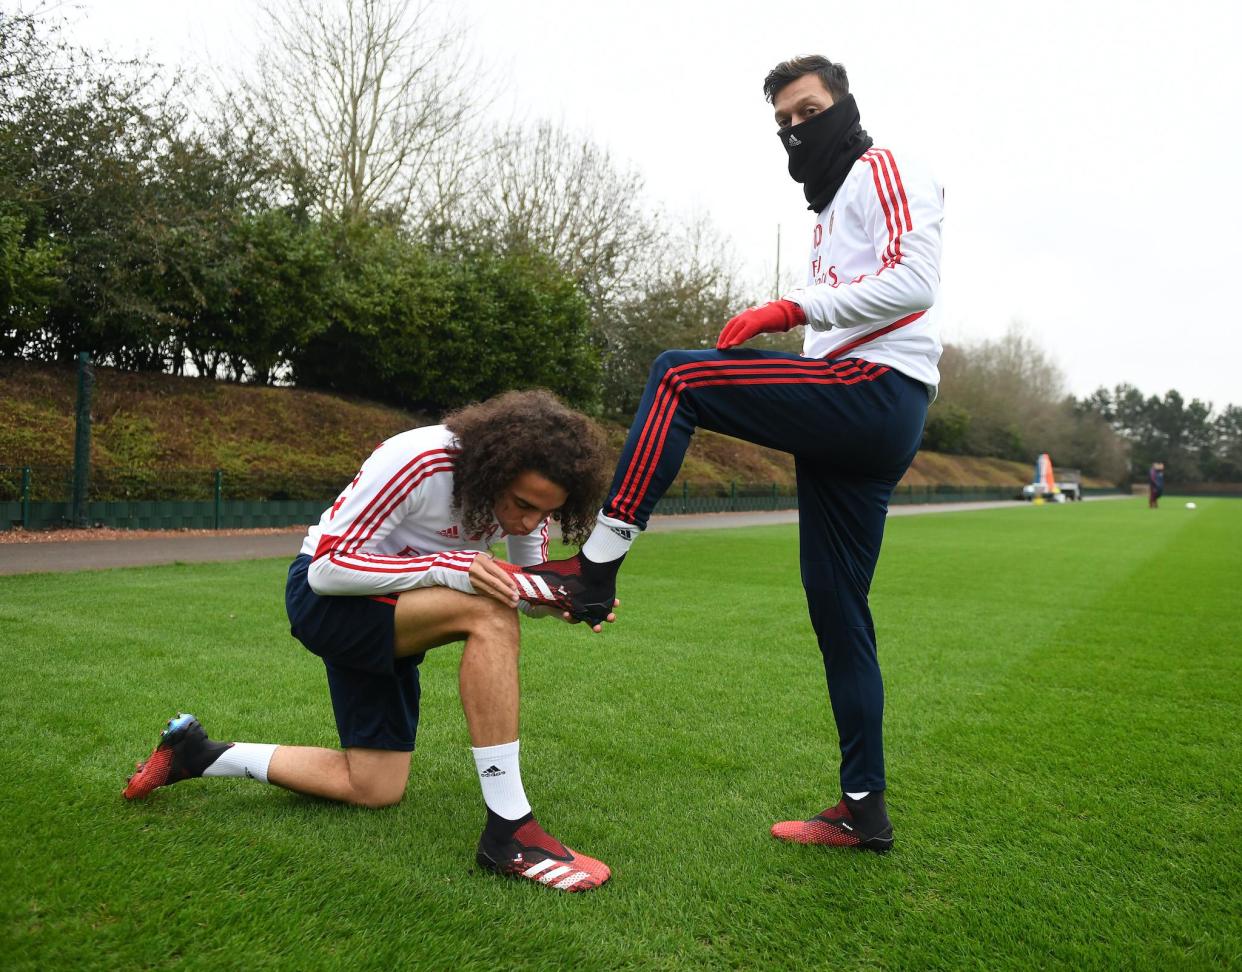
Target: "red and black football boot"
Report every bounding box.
[122,713,232,800]
[771,792,894,852]
[493,561,577,616]
[516,553,618,627]
[476,816,611,892]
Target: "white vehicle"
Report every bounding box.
[1021,454,1082,502]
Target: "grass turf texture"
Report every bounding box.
[1,498,1238,970]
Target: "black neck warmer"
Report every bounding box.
[778,93,873,213]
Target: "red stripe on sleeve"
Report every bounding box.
[866,149,908,270]
[879,149,913,232]
[338,450,454,553]
[328,550,475,576]
[342,458,455,555]
[863,152,897,263]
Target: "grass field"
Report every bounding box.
[1,498,1239,970]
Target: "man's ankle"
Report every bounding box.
[579,549,623,577]
[484,807,533,842]
[581,511,638,564]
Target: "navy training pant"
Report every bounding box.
[605,348,929,792]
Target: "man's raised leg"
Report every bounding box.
[529,350,895,622]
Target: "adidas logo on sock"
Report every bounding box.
[480,765,505,778]
[609,526,636,541]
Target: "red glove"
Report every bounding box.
[715,300,806,350]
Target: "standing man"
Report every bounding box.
[1149,461,1165,508]
[528,56,944,852]
[124,390,616,893]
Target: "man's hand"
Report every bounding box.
[526,598,621,634]
[715,299,806,350]
[559,598,620,634]
[468,553,520,608]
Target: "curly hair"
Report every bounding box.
[443,389,609,546]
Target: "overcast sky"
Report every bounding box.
[46,0,1242,408]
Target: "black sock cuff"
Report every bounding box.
[484,807,533,841]
[190,739,234,777]
[580,551,624,578]
[843,791,887,826]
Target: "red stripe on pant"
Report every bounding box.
[614,358,872,516]
[612,357,858,515]
[620,369,887,520]
[612,357,888,521]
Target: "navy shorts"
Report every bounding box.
[285,554,425,752]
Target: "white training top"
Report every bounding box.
[783,146,944,394]
[299,425,550,597]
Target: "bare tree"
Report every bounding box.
[928,324,1129,478]
[469,121,663,307]
[594,213,749,414]
[455,118,773,412]
[247,0,478,224]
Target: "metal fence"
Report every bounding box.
[1162,483,1242,497]
[0,465,348,503]
[0,464,1128,532]
[650,481,1029,516]
[647,481,1124,516]
[0,465,346,531]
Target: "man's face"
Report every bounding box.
[494,470,568,537]
[773,73,835,130]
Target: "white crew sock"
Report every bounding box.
[581,511,638,564]
[202,743,279,783]
[845,791,870,800]
[471,739,532,820]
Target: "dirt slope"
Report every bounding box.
[0,360,1079,489]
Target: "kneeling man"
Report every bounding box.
[123,390,617,893]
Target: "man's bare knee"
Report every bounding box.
[470,595,520,642]
[344,750,409,808]
[347,774,406,809]
[351,784,405,810]
[394,587,521,656]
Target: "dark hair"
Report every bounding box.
[444,389,609,546]
[763,55,850,104]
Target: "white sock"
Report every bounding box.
[471,739,532,820]
[202,743,278,783]
[581,511,638,564]
[845,790,870,800]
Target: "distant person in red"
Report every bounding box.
[1148,462,1165,509]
